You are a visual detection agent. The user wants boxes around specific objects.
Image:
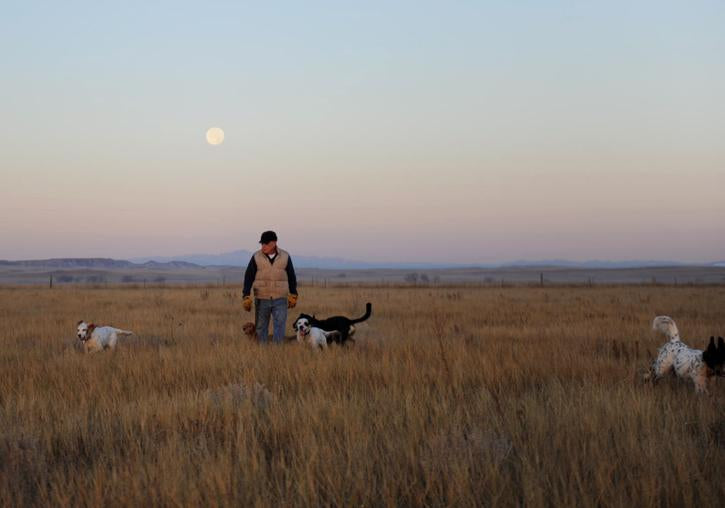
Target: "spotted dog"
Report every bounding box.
[648,316,725,393]
[76,320,134,353]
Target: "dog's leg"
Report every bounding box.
[323,330,341,345]
[692,369,716,394]
[650,350,674,385]
[84,340,100,353]
[693,375,709,394]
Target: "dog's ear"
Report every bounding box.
[77,320,84,326]
[706,337,716,353]
[703,337,717,364]
[292,321,298,331]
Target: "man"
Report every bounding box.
[242,231,298,343]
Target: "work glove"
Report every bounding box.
[243,296,253,312]
[287,293,298,309]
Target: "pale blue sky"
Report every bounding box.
[1,1,724,263]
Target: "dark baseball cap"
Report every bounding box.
[259,230,278,244]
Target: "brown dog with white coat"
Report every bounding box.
[76,320,134,353]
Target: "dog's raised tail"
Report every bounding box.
[351,302,372,324]
[652,316,679,341]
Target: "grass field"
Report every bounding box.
[1,285,723,506]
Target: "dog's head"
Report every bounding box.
[702,336,725,376]
[76,320,96,341]
[242,322,256,339]
[294,317,311,336]
[299,312,322,328]
[294,313,313,328]
[652,316,680,341]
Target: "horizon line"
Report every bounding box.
[2,255,724,269]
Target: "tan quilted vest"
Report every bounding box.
[252,248,289,299]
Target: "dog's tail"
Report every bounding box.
[652,316,679,341]
[350,303,372,324]
[117,329,134,336]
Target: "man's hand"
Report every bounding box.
[287,293,298,309]
[243,296,253,312]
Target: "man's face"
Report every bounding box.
[261,240,277,255]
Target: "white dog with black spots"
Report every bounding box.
[648,316,724,393]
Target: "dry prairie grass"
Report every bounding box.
[0,285,723,507]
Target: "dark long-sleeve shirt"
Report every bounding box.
[242,254,297,297]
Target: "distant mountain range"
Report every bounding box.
[124,251,724,270]
[498,259,709,269]
[129,250,469,269]
[0,258,202,270]
[131,251,725,270]
[1,254,724,271]
[130,250,375,269]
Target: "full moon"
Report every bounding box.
[206,127,224,145]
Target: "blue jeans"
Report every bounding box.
[255,297,288,344]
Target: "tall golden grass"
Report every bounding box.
[0,285,723,506]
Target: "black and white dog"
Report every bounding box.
[295,302,372,345]
[293,316,341,350]
[648,316,725,393]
